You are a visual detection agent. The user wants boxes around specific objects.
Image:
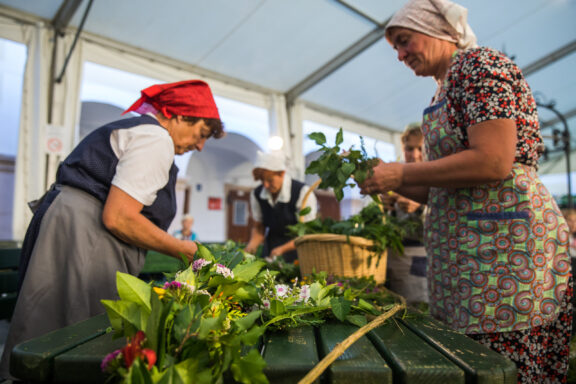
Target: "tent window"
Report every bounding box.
[233,200,249,226]
[0,38,27,241]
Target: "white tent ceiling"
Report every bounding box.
[0,0,575,136]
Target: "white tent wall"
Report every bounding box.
[2,15,85,241]
[1,7,400,242]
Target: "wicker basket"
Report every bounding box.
[294,234,387,284]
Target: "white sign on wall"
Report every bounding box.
[46,125,65,154]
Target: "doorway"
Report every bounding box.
[226,185,253,244]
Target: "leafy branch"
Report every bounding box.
[306,128,379,201]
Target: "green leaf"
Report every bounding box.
[308,132,326,145]
[145,293,173,367]
[346,314,368,327]
[330,297,352,321]
[125,359,154,384]
[195,243,215,262]
[341,162,355,177]
[234,310,262,332]
[264,305,330,327]
[309,282,324,302]
[173,305,201,341]
[231,285,260,302]
[299,206,311,216]
[174,264,197,287]
[358,298,380,315]
[102,300,147,331]
[231,348,269,384]
[335,127,344,146]
[240,325,266,345]
[152,359,200,384]
[269,299,286,316]
[232,259,266,282]
[198,311,225,339]
[116,272,152,312]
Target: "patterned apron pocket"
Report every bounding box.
[460,211,531,277]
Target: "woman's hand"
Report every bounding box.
[396,195,421,213]
[180,240,198,263]
[359,161,404,195]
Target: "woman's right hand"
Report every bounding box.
[180,240,198,262]
[359,161,404,195]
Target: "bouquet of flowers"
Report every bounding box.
[100,242,398,383]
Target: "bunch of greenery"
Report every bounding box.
[306,128,379,201]
[100,241,399,383]
[288,201,406,258]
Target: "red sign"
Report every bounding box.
[208,197,222,210]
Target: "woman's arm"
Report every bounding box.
[360,118,517,194]
[102,186,198,262]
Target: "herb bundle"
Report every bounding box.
[306,128,379,201]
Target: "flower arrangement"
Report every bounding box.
[101,242,399,383]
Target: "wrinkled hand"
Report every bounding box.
[265,246,283,263]
[181,240,198,262]
[358,161,404,195]
[396,195,421,213]
[379,191,398,211]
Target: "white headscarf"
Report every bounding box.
[254,150,286,172]
[386,0,477,49]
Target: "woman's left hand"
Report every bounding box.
[359,161,404,195]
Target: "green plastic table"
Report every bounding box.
[10,310,517,383]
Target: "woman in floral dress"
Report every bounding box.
[358,0,572,382]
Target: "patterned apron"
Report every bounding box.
[422,86,571,334]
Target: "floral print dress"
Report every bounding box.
[422,47,572,382]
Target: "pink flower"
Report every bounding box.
[298,285,310,302]
[101,349,120,372]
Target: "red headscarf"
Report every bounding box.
[123,80,220,119]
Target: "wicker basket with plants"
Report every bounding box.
[290,128,406,284]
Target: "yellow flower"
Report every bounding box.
[153,287,166,299]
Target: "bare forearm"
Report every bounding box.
[105,212,187,258]
[402,148,512,188]
[102,186,197,261]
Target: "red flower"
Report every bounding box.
[121,330,157,370]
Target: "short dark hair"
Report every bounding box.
[181,116,226,139]
[252,168,284,181]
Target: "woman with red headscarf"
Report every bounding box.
[0,80,224,379]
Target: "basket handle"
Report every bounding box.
[300,178,322,223]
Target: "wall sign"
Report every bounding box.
[208,197,222,210]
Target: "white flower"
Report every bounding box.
[275,284,290,298]
[216,264,234,279]
[261,299,270,309]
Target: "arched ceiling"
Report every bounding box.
[1,0,575,138]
